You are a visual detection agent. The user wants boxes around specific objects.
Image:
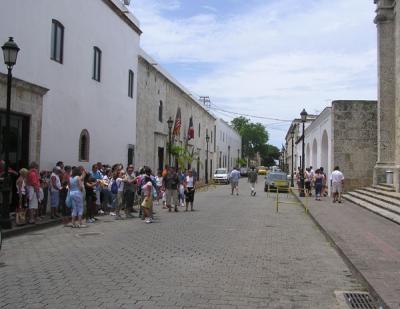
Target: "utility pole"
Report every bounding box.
[199,96,211,109]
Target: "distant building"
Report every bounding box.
[215,119,241,170]
[0,0,141,169]
[286,101,377,193]
[136,50,217,180]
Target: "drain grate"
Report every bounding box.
[344,292,376,309]
[75,232,104,238]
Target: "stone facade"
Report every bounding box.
[136,50,217,179]
[374,0,400,190]
[332,100,377,190]
[0,73,48,168]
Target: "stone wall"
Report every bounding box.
[332,100,377,191]
[136,53,216,177]
[0,73,48,167]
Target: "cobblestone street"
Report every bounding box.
[0,181,361,309]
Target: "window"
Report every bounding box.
[79,130,90,161]
[92,47,101,82]
[158,101,163,122]
[211,131,213,143]
[51,19,64,63]
[128,70,134,98]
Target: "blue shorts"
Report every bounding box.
[70,191,84,217]
[50,191,59,208]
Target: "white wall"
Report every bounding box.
[0,0,141,169]
[215,119,241,170]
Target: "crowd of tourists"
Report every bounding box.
[295,165,344,202]
[14,161,197,227]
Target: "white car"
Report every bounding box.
[213,168,230,184]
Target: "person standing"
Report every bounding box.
[163,167,179,212]
[69,167,86,228]
[184,169,196,211]
[115,170,125,219]
[314,169,325,201]
[141,175,153,223]
[26,162,41,224]
[123,165,136,218]
[49,167,62,219]
[247,167,258,196]
[230,167,241,196]
[331,166,344,203]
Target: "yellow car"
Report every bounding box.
[257,166,267,175]
[264,172,289,192]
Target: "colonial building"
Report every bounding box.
[215,119,241,170]
[286,101,377,192]
[0,0,141,170]
[373,0,400,191]
[136,50,219,180]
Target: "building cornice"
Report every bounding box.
[0,72,49,96]
[102,0,142,35]
[374,0,396,24]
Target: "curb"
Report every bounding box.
[291,192,389,309]
[2,219,61,239]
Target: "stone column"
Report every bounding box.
[373,0,397,187]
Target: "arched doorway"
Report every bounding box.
[312,138,318,168]
[321,130,328,171]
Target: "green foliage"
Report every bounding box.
[169,144,201,170]
[231,116,278,167]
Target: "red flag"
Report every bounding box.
[187,116,194,140]
[173,108,181,137]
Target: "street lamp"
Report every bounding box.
[290,125,295,187]
[281,146,285,171]
[205,133,210,184]
[300,109,308,197]
[1,37,20,229]
[167,116,174,167]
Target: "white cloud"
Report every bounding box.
[132,0,377,146]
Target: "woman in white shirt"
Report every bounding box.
[184,170,196,211]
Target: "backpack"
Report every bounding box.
[111,179,119,194]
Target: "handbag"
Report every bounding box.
[65,190,72,208]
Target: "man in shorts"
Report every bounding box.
[163,167,179,212]
[330,166,344,203]
[230,167,241,196]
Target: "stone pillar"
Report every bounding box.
[373,0,397,188]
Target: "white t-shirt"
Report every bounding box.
[330,170,344,183]
[116,178,124,192]
[186,176,194,188]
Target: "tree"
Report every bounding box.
[231,117,269,159]
[259,144,280,167]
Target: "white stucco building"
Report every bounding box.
[0,0,141,170]
[215,119,242,170]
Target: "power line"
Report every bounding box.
[209,106,292,122]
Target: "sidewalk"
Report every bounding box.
[293,191,400,309]
[2,215,61,238]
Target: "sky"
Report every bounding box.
[129,0,377,147]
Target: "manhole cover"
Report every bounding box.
[75,232,104,238]
[344,292,376,309]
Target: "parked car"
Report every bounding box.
[240,167,248,176]
[213,168,230,184]
[264,172,289,192]
[257,166,268,175]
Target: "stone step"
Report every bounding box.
[362,187,400,200]
[378,183,395,189]
[372,184,396,192]
[343,194,400,225]
[348,191,400,216]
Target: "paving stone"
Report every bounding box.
[0,181,361,308]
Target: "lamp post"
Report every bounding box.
[1,37,20,229]
[205,133,210,184]
[300,109,308,197]
[290,125,295,187]
[167,116,174,167]
[281,146,285,172]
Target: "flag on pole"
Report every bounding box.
[173,107,181,137]
[187,116,194,140]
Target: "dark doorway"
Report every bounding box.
[158,147,164,172]
[0,111,29,171]
[197,160,200,181]
[127,145,134,166]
